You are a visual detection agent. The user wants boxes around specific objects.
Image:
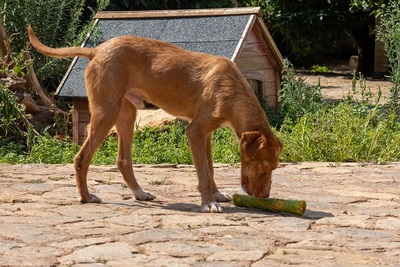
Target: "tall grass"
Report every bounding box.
[277,61,400,163]
[0,122,239,165]
[91,123,239,165]
[278,104,400,163]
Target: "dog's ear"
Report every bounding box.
[240,131,267,161]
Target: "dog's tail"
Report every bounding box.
[27,25,95,60]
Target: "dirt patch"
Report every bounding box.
[302,72,392,103]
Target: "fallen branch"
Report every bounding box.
[0,17,9,61]
[23,52,69,117]
[21,93,50,114]
[23,51,52,106]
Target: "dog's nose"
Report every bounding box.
[258,192,270,198]
[250,188,270,198]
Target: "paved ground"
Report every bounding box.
[0,162,399,266]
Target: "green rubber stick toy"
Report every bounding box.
[232,194,306,216]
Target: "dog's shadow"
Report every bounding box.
[103,200,333,219]
[163,202,334,219]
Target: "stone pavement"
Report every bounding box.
[0,162,399,266]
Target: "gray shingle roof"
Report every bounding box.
[57,13,253,97]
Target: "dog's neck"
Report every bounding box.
[229,103,273,141]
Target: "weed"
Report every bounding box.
[12,199,30,203]
[1,174,23,179]
[48,176,68,181]
[27,133,79,164]
[311,64,329,73]
[96,175,115,185]
[149,179,173,185]
[94,257,108,264]
[25,178,45,184]
[279,59,324,125]
[283,250,299,255]
[377,0,400,111]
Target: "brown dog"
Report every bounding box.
[28,26,282,212]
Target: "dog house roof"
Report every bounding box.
[56,7,280,97]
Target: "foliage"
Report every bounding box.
[277,67,400,163]
[278,102,400,163]
[0,44,37,140]
[241,0,389,75]
[0,122,239,165]
[1,0,400,165]
[311,65,329,73]
[377,0,400,111]
[278,59,324,125]
[0,136,26,163]
[349,0,386,14]
[26,133,79,164]
[0,85,28,139]
[0,0,109,91]
[242,0,357,56]
[106,0,232,10]
[131,122,192,164]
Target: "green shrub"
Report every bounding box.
[0,137,26,163]
[131,122,192,164]
[93,122,239,165]
[377,0,400,111]
[0,0,109,89]
[26,133,79,164]
[0,85,29,140]
[311,64,330,73]
[279,99,400,163]
[278,59,324,125]
[211,127,240,164]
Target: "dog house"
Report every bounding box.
[56,7,283,144]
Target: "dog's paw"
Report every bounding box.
[201,201,223,213]
[134,189,156,201]
[214,191,232,202]
[80,193,101,204]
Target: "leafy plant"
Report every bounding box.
[27,133,79,164]
[311,64,330,73]
[278,72,400,163]
[131,122,191,164]
[278,59,324,125]
[0,85,29,139]
[377,0,400,111]
[0,0,109,91]
[93,122,238,165]
[106,0,232,10]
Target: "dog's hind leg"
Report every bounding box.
[115,98,155,201]
[75,107,119,203]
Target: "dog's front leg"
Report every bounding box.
[205,135,232,203]
[186,124,222,212]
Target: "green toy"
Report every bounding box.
[232,194,306,216]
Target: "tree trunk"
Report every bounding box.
[351,15,375,77]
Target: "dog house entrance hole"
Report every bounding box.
[247,79,262,97]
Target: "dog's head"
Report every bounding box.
[240,131,282,198]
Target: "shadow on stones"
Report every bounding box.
[103,200,334,220]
